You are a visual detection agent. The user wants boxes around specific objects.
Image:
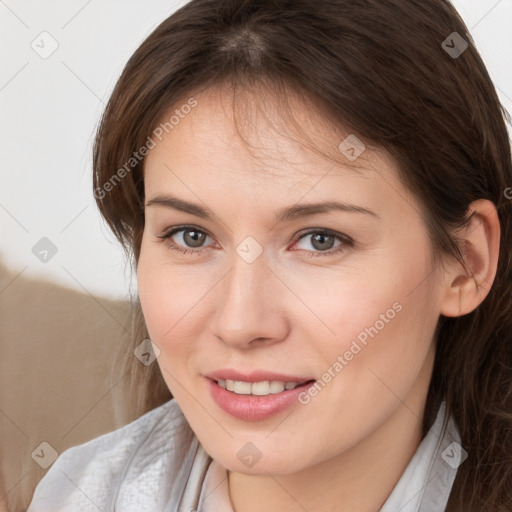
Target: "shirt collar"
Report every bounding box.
[380,401,462,512]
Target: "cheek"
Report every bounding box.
[136,255,194,398]
[307,243,438,378]
[281,262,411,357]
[320,271,438,420]
[136,242,216,373]
[137,239,199,337]
[137,257,173,342]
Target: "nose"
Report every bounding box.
[210,250,290,349]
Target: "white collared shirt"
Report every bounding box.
[27,399,461,511]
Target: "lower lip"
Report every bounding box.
[207,378,316,421]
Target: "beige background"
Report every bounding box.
[0,261,135,512]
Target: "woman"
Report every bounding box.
[27,0,512,510]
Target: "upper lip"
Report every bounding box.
[205,369,315,383]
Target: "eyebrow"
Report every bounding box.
[145,194,380,222]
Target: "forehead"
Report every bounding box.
[142,84,412,215]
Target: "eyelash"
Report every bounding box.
[156,225,354,258]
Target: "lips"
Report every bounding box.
[204,368,317,421]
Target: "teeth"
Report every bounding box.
[251,381,270,395]
[217,379,303,396]
[234,381,252,394]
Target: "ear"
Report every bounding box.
[440,199,500,317]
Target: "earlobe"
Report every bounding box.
[440,199,500,318]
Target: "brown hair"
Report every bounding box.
[92,0,512,509]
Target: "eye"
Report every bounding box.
[157,225,215,255]
[291,229,353,257]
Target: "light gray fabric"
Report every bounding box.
[27,399,460,512]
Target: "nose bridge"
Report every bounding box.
[211,242,287,347]
[221,247,267,325]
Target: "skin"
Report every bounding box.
[137,85,500,512]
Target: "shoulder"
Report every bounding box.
[27,399,201,512]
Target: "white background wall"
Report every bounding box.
[1,0,511,301]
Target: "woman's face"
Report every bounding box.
[137,86,446,475]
